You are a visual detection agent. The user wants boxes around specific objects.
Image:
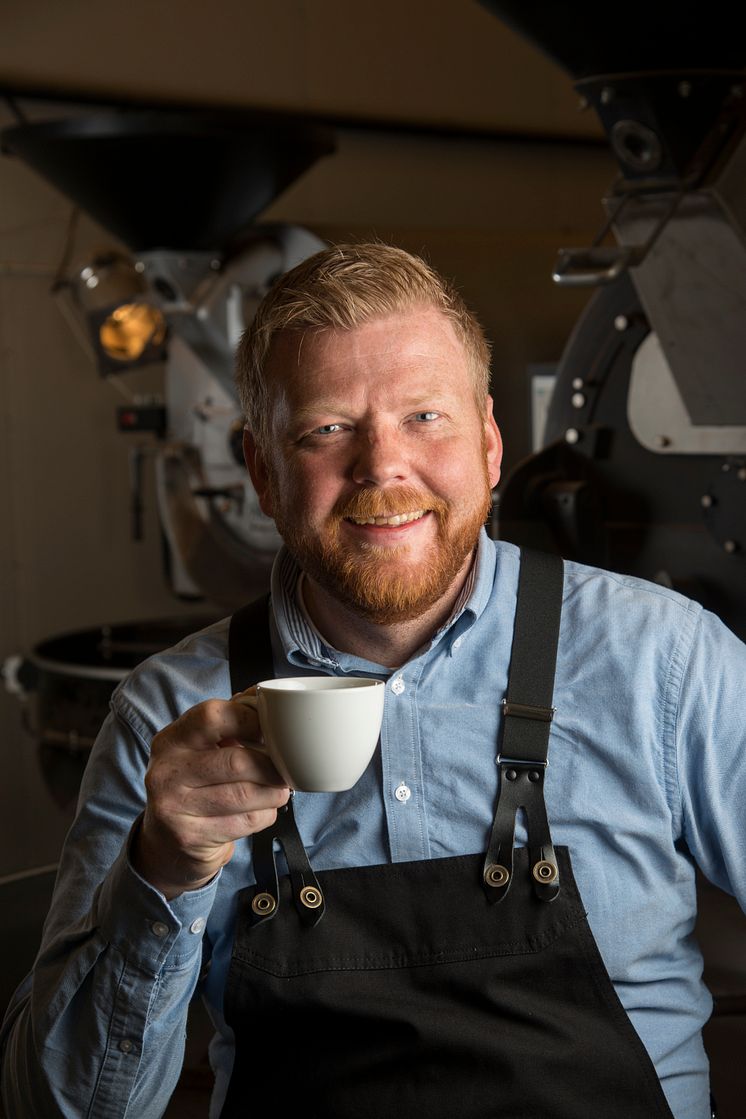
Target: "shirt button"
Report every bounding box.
[189,917,206,935]
[453,637,462,650]
[395,782,411,803]
[391,675,405,695]
[119,1039,134,1054]
[151,921,170,938]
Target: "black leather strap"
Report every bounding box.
[483,549,564,905]
[228,595,273,696]
[247,798,326,929]
[228,597,325,928]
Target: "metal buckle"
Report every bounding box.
[496,755,548,768]
[501,699,555,722]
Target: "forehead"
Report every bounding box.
[264,308,473,402]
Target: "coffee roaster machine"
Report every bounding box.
[481,0,746,642]
[1,109,331,752]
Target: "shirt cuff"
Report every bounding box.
[96,816,221,975]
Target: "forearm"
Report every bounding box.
[1,836,218,1118]
[2,943,191,1119]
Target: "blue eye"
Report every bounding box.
[414,412,439,422]
[315,423,343,435]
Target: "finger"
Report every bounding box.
[174,744,288,790]
[231,685,257,700]
[181,778,290,819]
[152,699,262,754]
[185,807,286,846]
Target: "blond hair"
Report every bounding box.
[235,242,491,451]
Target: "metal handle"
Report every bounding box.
[552,245,641,287]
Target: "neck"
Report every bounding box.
[300,559,473,669]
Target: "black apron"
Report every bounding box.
[219,550,676,1119]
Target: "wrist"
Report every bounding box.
[131,816,220,900]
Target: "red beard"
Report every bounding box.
[273,479,492,624]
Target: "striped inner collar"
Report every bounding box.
[271,546,479,666]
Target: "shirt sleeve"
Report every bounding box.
[0,706,220,1119]
[674,607,746,907]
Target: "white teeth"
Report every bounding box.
[349,510,426,527]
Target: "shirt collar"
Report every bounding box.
[270,528,498,670]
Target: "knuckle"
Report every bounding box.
[198,698,227,726]
[226,748,247,778]
[244,809,277,835]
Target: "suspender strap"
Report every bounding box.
[500,549,563,763]
[483,549,564,905]
[228,596,274,696]
[228,596,325,928]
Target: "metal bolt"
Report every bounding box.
[678,80,692,98]
[210,258,221,270]
[722,463,731,473]
[600,87,614,105]
[565,428,581,445]
[614,315,629,332]
[701,494,714,509]
[724,540,739,555]
[738,467,746,481]
[572,378,584,391]
[571,392,586,409]
[134,260,145,273]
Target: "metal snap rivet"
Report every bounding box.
[300,885,323,909]
[532,860,558,884]
[484,863,510,887]
[528,770,540,783]
[505,769,517,782]
[252,892,277,916]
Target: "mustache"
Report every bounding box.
[333,485,448,521]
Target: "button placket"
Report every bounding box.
[381,658,430,861]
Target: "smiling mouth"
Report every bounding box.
[346,510,427,527]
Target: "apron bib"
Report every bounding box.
[220,550,675,1119]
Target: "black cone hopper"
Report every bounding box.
[1,109,334,252]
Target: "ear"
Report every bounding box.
[243,428,275,517]
[483,397,503,489]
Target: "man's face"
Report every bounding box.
[245,307,502,624]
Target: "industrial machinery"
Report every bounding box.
[481,0,746,641]
[1,107,331,745]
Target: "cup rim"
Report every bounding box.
[256,675,385,692]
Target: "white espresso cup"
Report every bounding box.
[235,676,385,792]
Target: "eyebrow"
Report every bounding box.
[288,390,457,421]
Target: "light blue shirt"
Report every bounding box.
[3,533,745,1119]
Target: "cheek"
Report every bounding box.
[426,443,488,492]
[280,461,340,519]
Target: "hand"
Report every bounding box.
[132,693,290,899]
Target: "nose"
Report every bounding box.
[351,427,409,487]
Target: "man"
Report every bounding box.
[2,242,745,1119]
